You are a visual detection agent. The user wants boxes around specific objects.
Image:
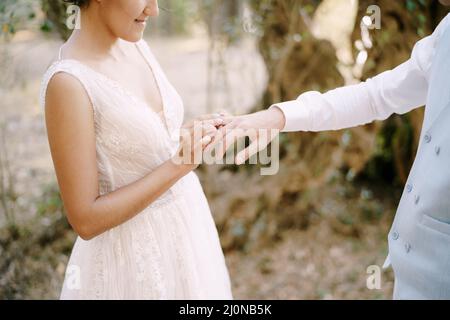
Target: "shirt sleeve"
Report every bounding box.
[271,14,449,132]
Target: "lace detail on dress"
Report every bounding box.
[91,241,105,299]
[96,132,141,158]
[132,217,167,299]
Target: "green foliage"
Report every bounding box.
[40,0,72,40]
[0,0,37,40]
[0,183,75,299]
[406,0,430,36]
[0,0,72,41]
[151,0,196,35]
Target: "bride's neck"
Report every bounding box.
[66,6,127,62]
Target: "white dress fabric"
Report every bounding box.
[39,39,233,300]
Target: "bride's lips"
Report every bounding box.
[134,18,147,26]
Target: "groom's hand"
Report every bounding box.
[204,108,285,164]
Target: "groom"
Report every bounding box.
[210,6,450,299]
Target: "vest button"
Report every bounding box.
[392,231,399,240]
[406,184,413,193]
[424,134,432,143]
[435,146,441,155]
[405,243,411,253]
[415,195,420,204]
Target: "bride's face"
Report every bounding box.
[98,0,159,42]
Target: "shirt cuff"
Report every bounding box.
[269,100,311,132]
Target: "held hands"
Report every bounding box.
[171,112,228,171]
[204,108,286,164]
[171,107,285,170]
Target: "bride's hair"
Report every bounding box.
[63,0,90,7]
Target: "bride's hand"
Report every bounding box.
[171,119,221,171]
[182,111,229,131]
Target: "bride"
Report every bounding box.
[40,0,233,299]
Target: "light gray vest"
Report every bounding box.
[385,24,450,299]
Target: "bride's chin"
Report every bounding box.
[120,31,145,43]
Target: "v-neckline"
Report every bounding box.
[134,41,168,127]
[57,41,170,136]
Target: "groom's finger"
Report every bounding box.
[193,119,224,130]
[196,113,221,120]
[234,129,260,164]
[220,116,235,125]
[196,113,225,126]
[205,118,224,128]
[235,136,269,165]
[184,114,224,130]
[217,127,248,159]
[235,140,259,165]
[218,110,232,117]
[235,128,279,164]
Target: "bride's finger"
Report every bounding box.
[220,116,235,125]
[191,119,223,132]
[183,114,223,130]
[201,135,212,147]
[203,122,232,154]
[192,135,212,164]
[190,121,218,139]
[218,110,232,117]
[203,118,224,128]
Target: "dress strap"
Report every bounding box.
[57,44,64,60]
[39,59,95,112]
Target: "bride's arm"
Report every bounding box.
[45,72,211,241]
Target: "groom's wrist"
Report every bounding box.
[266,106,286,131]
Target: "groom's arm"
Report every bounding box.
[271,15,448,132]
[211,15,449,163]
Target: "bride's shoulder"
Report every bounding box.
[41,59,84,89]
[43,58,83,76]
[39,59,92,110]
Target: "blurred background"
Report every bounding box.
[0,0,448,299]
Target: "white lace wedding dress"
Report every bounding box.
[39,39,233,299]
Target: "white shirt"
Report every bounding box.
[272,14,450,133]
